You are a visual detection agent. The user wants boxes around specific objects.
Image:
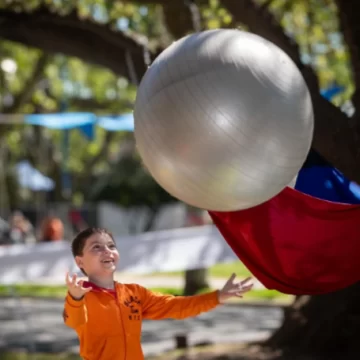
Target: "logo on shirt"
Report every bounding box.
[124,296,141,321]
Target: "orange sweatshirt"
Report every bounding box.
[63,281,220,360]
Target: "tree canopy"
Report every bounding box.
[0,0,359,205]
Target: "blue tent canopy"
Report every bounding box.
[25,112,97,129]
[24,112,135,140]
[98,113,135,131]
[24,112,134,131]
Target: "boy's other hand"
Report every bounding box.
[65,272,92,300]
[218,274,253,303]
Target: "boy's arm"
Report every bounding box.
[63,293,87,329]
[140,286,220,320]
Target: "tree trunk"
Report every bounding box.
[183,209,211,296]
[267,282,360,356]
[183,268,210,296]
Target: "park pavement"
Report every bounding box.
[0,296,282,357]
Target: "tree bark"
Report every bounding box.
[335,0,360,95]
[162,1,197,38]
[183,209,210,296]
[183,268,210,296]
[267,282,360,356]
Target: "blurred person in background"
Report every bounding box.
[69,207,88,234]
[39,216,64,242]
[8,211,36,245]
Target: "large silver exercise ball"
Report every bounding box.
[134,29,314,211]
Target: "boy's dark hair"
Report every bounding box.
[71,227,115,275]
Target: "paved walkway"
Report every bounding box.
[0,297,282,357]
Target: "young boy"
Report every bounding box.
[64,227,253,360]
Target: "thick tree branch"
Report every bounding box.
[85,131,115,170]
[0,53,49,138]
[334,1,360,104]
[222,0,302,64]
[162,2,197,38]
[4,53,50,114]
[123,0,197,38]
[0,7,149,82]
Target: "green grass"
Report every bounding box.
[0,353,80,360]
[0,284,69,298]
[147,261,251,278]
[209,261,251,278]
[142,287,290,301]
[0,284,290,302]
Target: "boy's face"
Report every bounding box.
[75,232,119,277]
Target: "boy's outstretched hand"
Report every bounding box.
[65,272,92,300]
[218,274,253,303]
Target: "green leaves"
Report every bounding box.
[267,0,353,103]
[202,0,233,29]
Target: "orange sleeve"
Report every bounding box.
[140,286,220,320]
[63,293,87,329]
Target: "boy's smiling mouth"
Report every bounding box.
[101,259,114,264]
